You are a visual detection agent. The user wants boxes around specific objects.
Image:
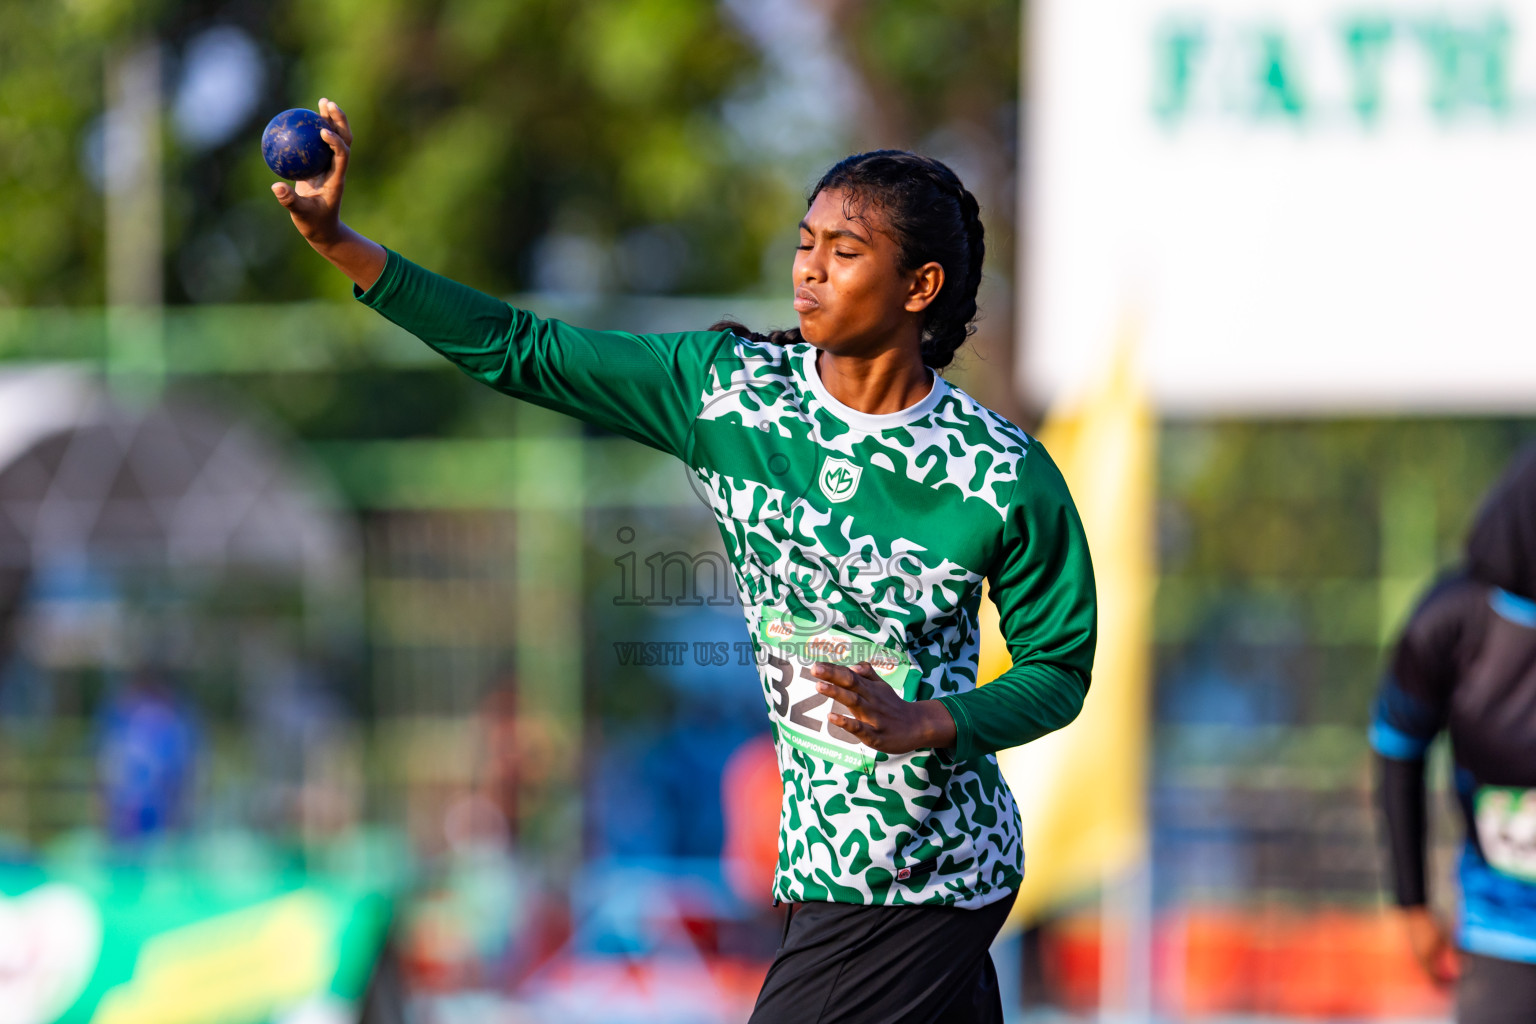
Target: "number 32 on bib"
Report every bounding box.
[757,608,920,773]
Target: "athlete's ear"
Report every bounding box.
[904,262,944,313]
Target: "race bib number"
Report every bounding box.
[1474,786,1536,883]
[757,608,921,774]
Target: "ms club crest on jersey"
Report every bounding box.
[819,457,862,503]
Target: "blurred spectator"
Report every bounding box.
[243,639,358,841]
[400,681,573,992]
[477,684,523,840]
[95,670,199,841]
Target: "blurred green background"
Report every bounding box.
[1,2,1533,1022]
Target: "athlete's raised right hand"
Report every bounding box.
[270,97,385,291]
[271,97,352,247]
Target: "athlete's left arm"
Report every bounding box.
[935,442,1097,763]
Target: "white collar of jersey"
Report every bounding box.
[801,345,949,433]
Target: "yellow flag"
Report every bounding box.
[984,339,1154,925]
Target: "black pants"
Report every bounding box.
[749,892,1017,1024]
[1458,952,1536,1024]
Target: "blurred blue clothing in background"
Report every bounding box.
[595,714,753,860]
[96,678,200,841]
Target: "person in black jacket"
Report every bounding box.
[1372,444,1536,1024]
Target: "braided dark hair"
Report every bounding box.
[711,150,985,370]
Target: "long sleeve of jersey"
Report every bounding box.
[1369,578,1465,907]
[355,248,726,458]
[1376,753,1430,907]
[937,442,1097,763]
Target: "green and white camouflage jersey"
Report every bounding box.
[358,250,1097,910]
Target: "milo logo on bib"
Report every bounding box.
[765,618,797,643]
[756,608,920,774]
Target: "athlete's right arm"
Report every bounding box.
[269,99,386,292]
[355,250,725,457]
[271,98,722,458]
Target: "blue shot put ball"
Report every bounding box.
[261,108,335,180]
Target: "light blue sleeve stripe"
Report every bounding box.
[1369,718,1432,760]
[1491,588,1536,628]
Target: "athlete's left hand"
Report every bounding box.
[810,662,958,755]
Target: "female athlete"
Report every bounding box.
[273,98,1096,1023]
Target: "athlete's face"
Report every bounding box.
[793,188,943,354]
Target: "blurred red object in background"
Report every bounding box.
[1041,906,1450,1019]
[721,737,782,905]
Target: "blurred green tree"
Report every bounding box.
[0,1,122,305]
[1,0,1025,314]
[831,0,1023,417]
[0,0,794,306]
[271,0,779,299]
